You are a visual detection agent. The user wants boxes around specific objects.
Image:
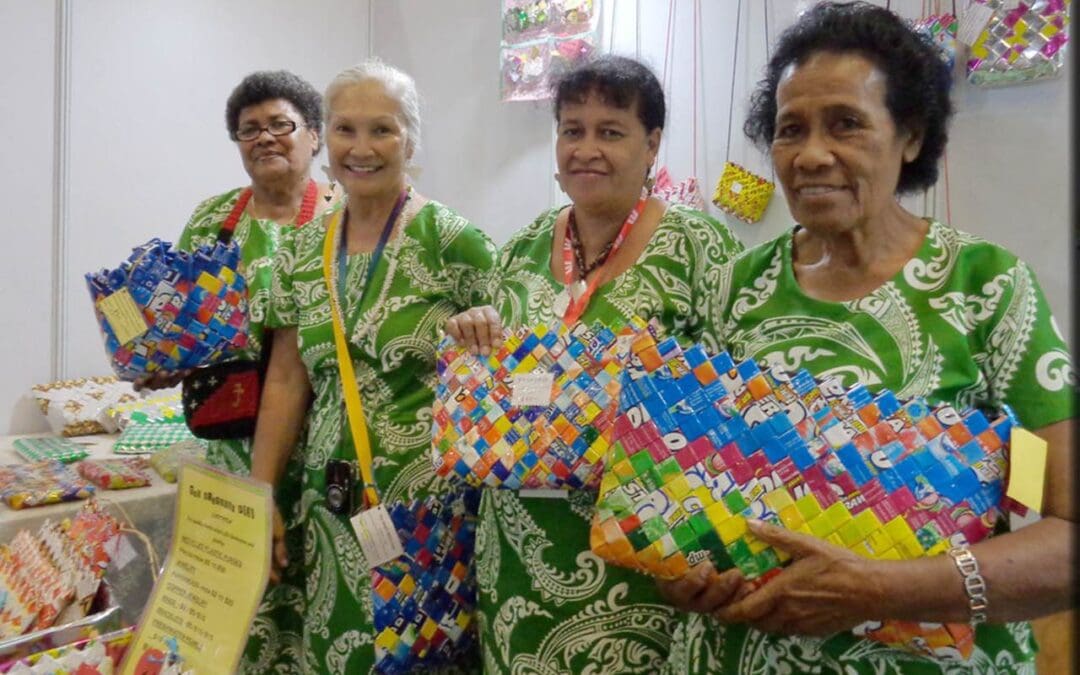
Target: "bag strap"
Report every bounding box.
[322,208,380,508]
[218,179,319,244]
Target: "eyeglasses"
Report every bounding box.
[232,119,300,142]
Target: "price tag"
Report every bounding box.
[957,1,994,46]
[350,505,405,568]
[1005,427,1048,513]
[511,372,555,407]
[98,287,149,345]
[730,181,744,195]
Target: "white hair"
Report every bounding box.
[325,57,422,157]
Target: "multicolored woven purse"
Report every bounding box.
[373,488,480,674]
[966,0,1070,87]
[590,331,1018,660]
[432,318,645,489]
[712,161,775,224]
[85,238,250,381]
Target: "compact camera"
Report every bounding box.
[325,459,358,516]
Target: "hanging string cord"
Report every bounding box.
[764,0,775,179]
[653,0,676,177]
[692,0,700,175]
[724,0,743,162]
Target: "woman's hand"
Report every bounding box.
[657,561,746,614]
[269,504,289,584]
[132,369,192,392]
[711,519,885,636]
[445,305,504,356]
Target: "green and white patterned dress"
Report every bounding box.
[687,220,1075,674]
[266,197,496,674]
[478,204,744,674]
[178,186,335,673]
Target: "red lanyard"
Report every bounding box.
[560,191,648,324]
[218,179,319,242]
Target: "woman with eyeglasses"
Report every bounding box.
[136,70,339,674]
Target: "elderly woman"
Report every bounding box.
[137,70,337,673]
[447,55,744,673]
[660,3,1076,673]
[249,58,496,673]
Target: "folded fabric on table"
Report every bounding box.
[76,458,152,490]
[112,422,204,455]
[12,439,89,465]
[147,441,207,484]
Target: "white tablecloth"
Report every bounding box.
[0,433,180,624]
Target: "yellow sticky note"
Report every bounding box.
[1006,428,1048,513]
[97,288,148,346]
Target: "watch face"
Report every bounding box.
[325,460,356,515]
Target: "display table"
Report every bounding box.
[0,433,180,624]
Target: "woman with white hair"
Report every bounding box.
[250,58,496,672]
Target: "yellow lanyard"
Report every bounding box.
[321,209,380,508]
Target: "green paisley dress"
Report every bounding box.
[177,186,335,673]
[477,203,744,674]
[266,196,496,674]
[687,220,1075,674]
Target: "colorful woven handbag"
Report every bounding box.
[966,0,1070,87]
[373,488,480,674]
[712,162,775,224]
[85,238,250,381]
[432,318,646,490]
[590,330,1019,661]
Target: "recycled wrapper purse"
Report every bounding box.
[85,238,250,381]
[712,161,775,224]
[966,0,1071,87]
[432,318,646,490]
[590,330,1020,661]
[651,167,706,211]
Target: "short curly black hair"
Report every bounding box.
[553,54,666,133]
[744,1,953,194]
[225,70,323,149]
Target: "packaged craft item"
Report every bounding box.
[0,462,94,510]
[12,438,89,465]
[432,318,646,489]
[651,167,706,211]
[31,378,138,437]
[500,0,599,101]
[712,161,775,224]
[112,422,204,455]
[590,331,1020,661]
[85,238,250,381]
[76,459,151,491]
[99,390,183,433]
[147,442,206,484]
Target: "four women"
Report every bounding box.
[162,2,1073,672]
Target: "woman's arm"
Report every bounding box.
[250,326,311,582]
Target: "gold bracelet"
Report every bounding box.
[947,546,988,625]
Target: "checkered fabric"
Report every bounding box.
[113,422,205,454]
[591,331,1016,660]
[12,437,89,464]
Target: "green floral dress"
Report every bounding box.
[266,197,496,674]
[690,220,1075,674]
[177,187,335,673]
[478,204,744,674]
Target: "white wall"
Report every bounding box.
[0,1,57,432]
[374,0,1072,334]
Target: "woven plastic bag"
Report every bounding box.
[432,318,646,490]
[85,238,250,381]
[712,161,774,224]
[651,166,707,211]
[966,0,1071,87]
[373,488,479,674]
[590,330,1017,661]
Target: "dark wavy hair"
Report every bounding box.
[553,54,666,133]
[225,70,323,151]
[744,1,953,194]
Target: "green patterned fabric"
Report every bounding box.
[688,220,1075,674]
[478,204,743,674]
[266,197,496,674]
[177,187,333,673]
